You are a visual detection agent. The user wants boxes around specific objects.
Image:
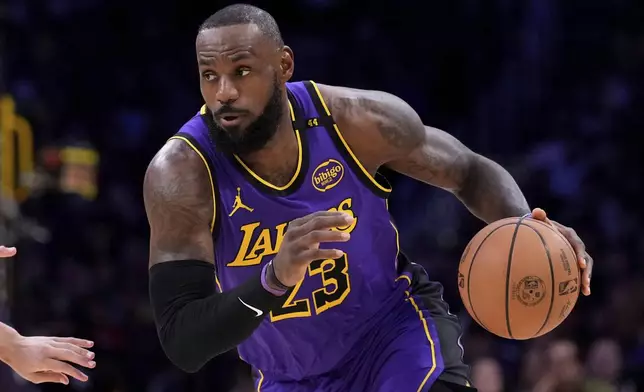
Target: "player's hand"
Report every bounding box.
[272,211,354,287]
[529,208,593,296]
[3,335,96,385]
[0,246,17,258]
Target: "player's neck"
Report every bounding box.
[237,94,298,187]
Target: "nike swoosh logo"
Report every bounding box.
[238,297,263,317]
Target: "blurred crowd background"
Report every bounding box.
[1,0,643,391]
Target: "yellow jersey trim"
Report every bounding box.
[406,290,439,392]
[395,274,412,286]
[238,352,265,392]
[309,81,392,194]
[167,135,222,293]
[257,369,265,391]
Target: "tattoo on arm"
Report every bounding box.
[326,87,471,189]
[327,89,423,153]
[386,126,473,191]
[324,85,529,222]
[143,140,215,266]
[455,155,530,221]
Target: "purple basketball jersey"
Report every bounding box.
[170,81,414,381]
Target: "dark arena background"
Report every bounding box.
[1,0,644,391]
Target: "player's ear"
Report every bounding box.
[279,46,294,82]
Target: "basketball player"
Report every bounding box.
[0,246,96,385]
[145,4,594,391]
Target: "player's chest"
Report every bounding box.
[216,183,360,269]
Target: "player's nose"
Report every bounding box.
[216,77,239,104]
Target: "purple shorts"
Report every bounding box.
[253,291,445,392]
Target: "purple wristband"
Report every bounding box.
[261,262,288,296]
[521,212,532,219]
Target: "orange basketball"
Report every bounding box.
[458,217,580,340]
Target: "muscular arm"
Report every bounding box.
[321,85,530,223]
[144,140,286,373]
[145,140,215,265]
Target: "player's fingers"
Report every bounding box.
[529,208,559,231]
[532,211,588,269]
[28,371,69,385]
[288,211,337,227]
[298,230,351,248]
[52,337,94,349]
[299,214,354,234]
[299,248,344,263]
[529,208,548,221]
[581,255,593,296]
[0,246,17,258]
[50,342,96,367]
[560,227,587,268]
[43,359,89,382]
[289,211,350,229]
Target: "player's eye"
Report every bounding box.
[236,67,250,77]
[202,73,217,82]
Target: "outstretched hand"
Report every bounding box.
[529,208,593,296]
[2,335,96,385]
[0,247,97,384]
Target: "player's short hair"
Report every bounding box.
[199,4,284,46]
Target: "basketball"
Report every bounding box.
[458,216,580,340]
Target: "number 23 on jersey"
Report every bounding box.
[270,253,351,322]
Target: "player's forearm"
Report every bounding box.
[0,322,20,363]
[455,154,530,223]
[156,291,262,372]
[149,260,286,373]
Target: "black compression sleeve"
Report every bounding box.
[149,260,287,373]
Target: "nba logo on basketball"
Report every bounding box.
[312,159,344,192]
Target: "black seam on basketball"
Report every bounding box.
[466,222,517,334]
[520,223,556,337]
[505,216,530,339]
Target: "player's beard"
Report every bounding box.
[209,76,284,156]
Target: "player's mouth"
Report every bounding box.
[218,114,244,127]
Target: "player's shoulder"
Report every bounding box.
[149,138,196,172]
[314,83,411,122]
[314,83,365,103]
[313,83,421,169]
[143,137,211,208]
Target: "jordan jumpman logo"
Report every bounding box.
[229,187,254,217]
